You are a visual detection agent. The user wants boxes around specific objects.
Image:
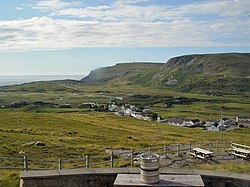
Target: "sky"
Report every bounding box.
[0,0,249,76]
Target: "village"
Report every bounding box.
[1,98,250,132]
[84,100,250,132]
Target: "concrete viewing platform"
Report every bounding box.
[20,168,250,187]
[114,174,204,186]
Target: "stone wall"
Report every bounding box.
[20,168,250,187]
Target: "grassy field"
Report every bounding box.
[0,83,250,186]
[1,109,250,158]
[0,83,250,158]
[1,84,249,114]
[152,101,250,120]
[0,171,19,187]
[1,110,250,187]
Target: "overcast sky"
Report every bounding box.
[0,0,249,75]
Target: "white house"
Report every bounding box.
[108,104,118,112]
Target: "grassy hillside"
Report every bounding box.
[152,53,250,94]
[0,83,250,187]
[0,80,80,93]
[2,53,249,95]
[1,110,250,160]
[0,82,249,119]
[0,108,249,187]
[80,53,250,94]
[0,54,250,187]
[81,62,164,86]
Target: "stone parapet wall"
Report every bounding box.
[20,168,250,187]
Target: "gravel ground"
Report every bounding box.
[159,151,247,169]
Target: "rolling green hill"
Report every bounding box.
[0,53,249,95]
[152,53,250,93]
[0,54,250,187]
[81,62,164,86]
[81,53,250,94]
[0,80,80,93]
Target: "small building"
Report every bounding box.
[108,104,118,112]
[115,97,123,100]
[182,121,194,127]
[238,116,250,128]
[207,125,220,131]
[82,102,98,108]
[166,118,184,126]
[191,119,201,126]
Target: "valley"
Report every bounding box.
[0,83,249,159]
[0,53,250,186]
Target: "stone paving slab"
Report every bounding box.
[113,174,204,187]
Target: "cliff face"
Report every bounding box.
[81,67,115,83]
[159,53,250,75]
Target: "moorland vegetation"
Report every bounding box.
[0,53,250,186]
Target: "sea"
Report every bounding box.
[0,75,84,86]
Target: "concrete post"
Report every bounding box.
[148,146,151,153]
[163,145,167,157]
[130,149,134,167]
[58,158,62,170]
[85,155,89,168]
[177,144,180,157]
[111,151,114,168]
[23,156,28,171]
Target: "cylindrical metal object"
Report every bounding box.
[140,153,160,184]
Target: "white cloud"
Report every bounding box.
[114,0,150,5]
[16,7,23,11]
[176,0,250,17]
[31,0,82,11]
[0,0,250,51]
[51,0,250,22]
[52,3,172,22]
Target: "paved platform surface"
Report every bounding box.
[114,174,204,186]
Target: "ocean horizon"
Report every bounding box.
[0,75,84,87]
